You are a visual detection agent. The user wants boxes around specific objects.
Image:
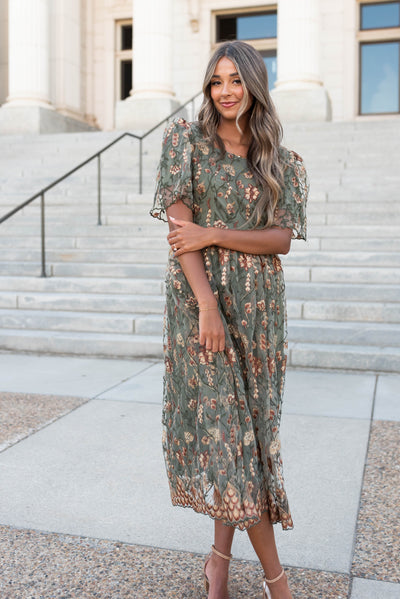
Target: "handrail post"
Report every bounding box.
[139,137,143,194]
[97,154,102,225]
[40,192,46,277]
[192,98,195,121]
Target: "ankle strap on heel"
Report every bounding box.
[211,544,232,561]
[265,568,285,584]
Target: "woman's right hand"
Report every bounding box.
[199,308,225,353]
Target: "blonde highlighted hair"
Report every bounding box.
[198,40,284,229]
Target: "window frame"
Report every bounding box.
[211,6,278,89]
[215,10,277,43]
[359,39,400,114]
[115,19,133,102]
[212,5,278,52]
[357,1,400,115]
[360,0,400,31]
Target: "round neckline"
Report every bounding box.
[211,144,247,160]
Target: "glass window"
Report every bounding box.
[217,12,277,42]
[217,17,236,41]
[121,25,133,50]
[237,13,277,40]
[261,50,277,90]
[361,2,400,30]
[360,41,400,113]
[120,60,132,100]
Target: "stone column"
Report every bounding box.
[0,0,94,134]
[6,0,51,108]
[271,0,331,122]
[115,0,180,130]
[52,0,82,120]
[0,1,9,106]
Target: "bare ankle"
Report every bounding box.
[263,570,292,599]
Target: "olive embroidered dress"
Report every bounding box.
[150,118,308,531]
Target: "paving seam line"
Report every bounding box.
[346,373,379,599]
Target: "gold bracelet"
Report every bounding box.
[199,306,219,312]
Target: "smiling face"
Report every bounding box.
[210,57,253,122]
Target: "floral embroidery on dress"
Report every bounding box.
[150,117,309,530]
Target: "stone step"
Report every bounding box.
[3,210,398,233]
[1,225,398,251]
[290,342,400,373]
[327,189,399,202]
[0,195,148,208]
[2,233,400,254]
[8,199,152,212]
[1,248,399,267]
[0,325,398,372]
[0,236,170,250]
[309,266,400,284]
[283,251,400,267]
[285,282,400,302]
[0,290,165,314]
[0,234,321,252]
[288,319,400,347]
[3,218,399,244]
[1,213,156,226]
[6,211,387,232]
[0,288,397,324]
[327,213,400,225]
[320,238,400,252]
[0,308,161,335]
[0,227,166,241]
[0,261,166,278]
[1,260,398,286]
[0,290,294,320]
[308,225,400,238]
[0,248,169,263]
[0,275,397,304]
[0,262,51,277]
[0,328,163,359]
[1,206,151,219]
[0,275,163,295]
[0,223,165,237]
[2,187,396,209]
[306,201,397,214]
[13,193,398,215]
[14,198,394,219]
[302,300,400,323]
[0,309,398,348]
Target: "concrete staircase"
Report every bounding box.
[0,120,399,372]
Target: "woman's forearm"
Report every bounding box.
[166,201,223,351]
[210,226,292,255]
[168,217,292,257]
[177,251,217,307]
[166,202,216,307]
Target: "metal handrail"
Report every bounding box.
[0,91,203,276]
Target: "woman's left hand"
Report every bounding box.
[167,217,213,257]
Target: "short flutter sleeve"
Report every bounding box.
[273,149,309,240]
[150,118,194,222]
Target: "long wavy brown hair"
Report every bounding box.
[198,40,284,229]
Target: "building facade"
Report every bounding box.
[0,0,399,133]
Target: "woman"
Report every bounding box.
[150,40,308,599]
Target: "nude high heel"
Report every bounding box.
[263,568,285,599]
[203,544,232,594]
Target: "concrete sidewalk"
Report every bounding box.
[0,352,399,598]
